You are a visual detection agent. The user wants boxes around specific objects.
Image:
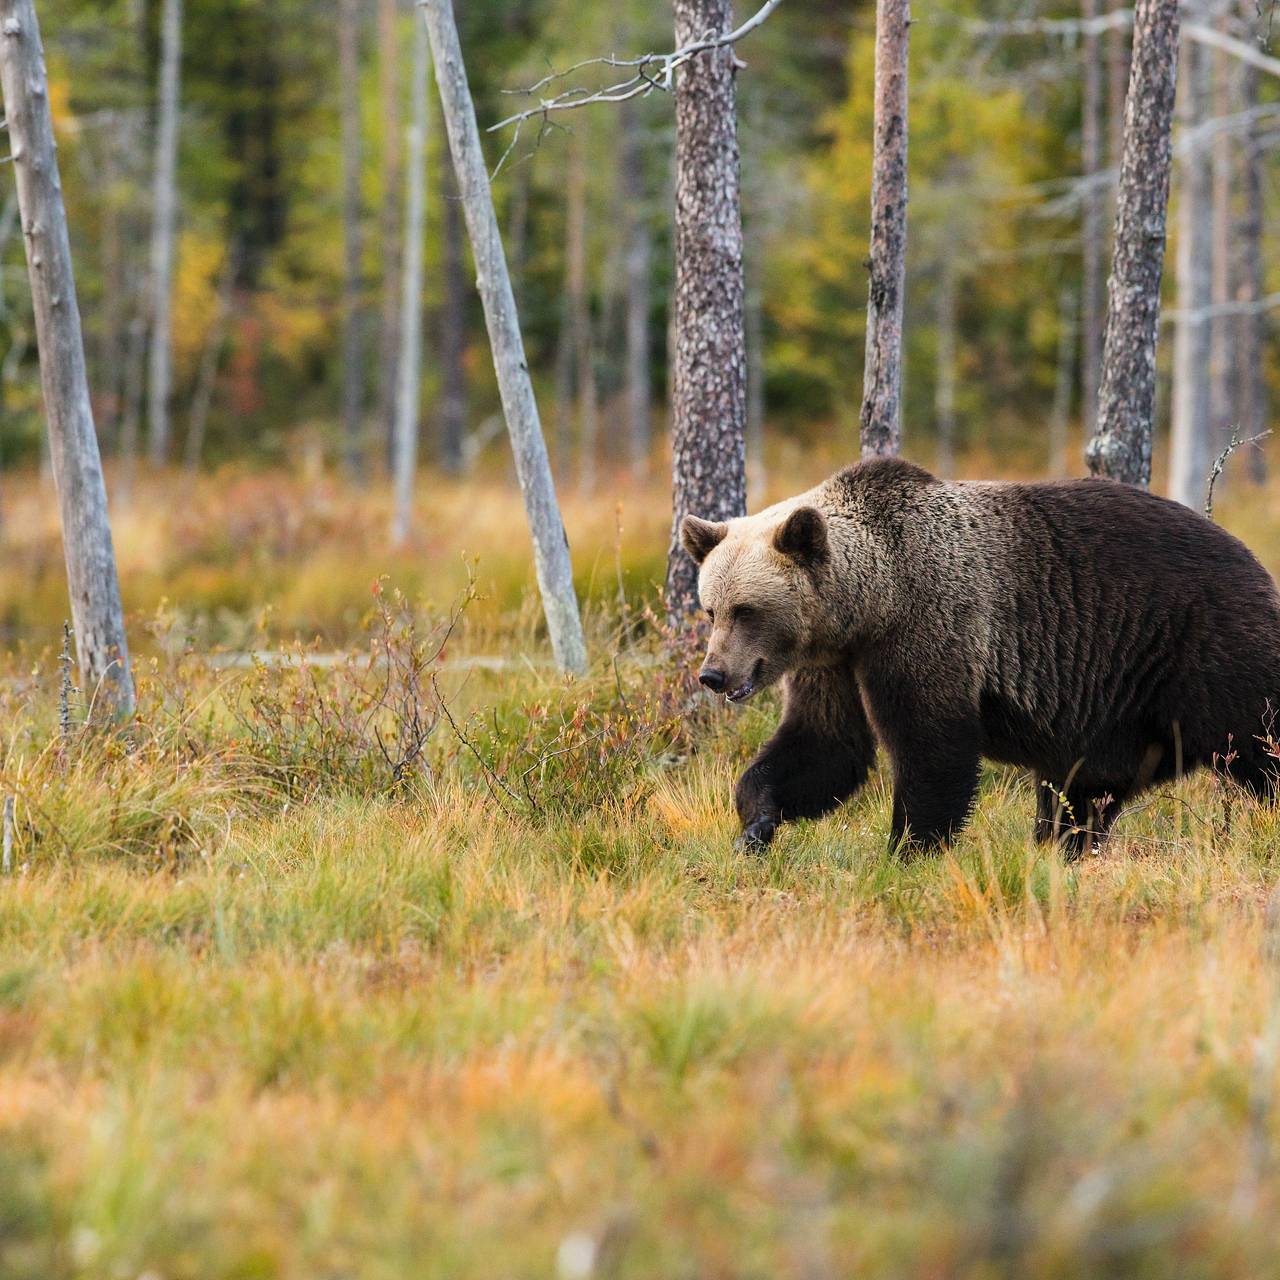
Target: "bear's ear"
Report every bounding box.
[681,515,729,565]
[774,506,828,565]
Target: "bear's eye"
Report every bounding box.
[705,607,715,624]
[732,604,756,624]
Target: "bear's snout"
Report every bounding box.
[698,667,727,693]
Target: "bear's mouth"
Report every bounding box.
[724,661,763,704]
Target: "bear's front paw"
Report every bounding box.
[735,818,777,852]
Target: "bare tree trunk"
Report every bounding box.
[1049,286,1077,478]
[0,0,134,716]
[1085,0,1180,487]
[1081,0,1104,438]
[420,0,586,673]
[183,246,235,471]
[439,146,466,473]
[1236,28,1268,483]
[377,0,402,471]
[1107,0,1130,174]
[339,0,365,480]
[859,0,910,460]
[146,0,181,467]
[1207,14,1235,451]
[392,13,428,548]
[621,98,652,481]
[934,258,957,478]
[1168,28,1213,509]
[665,0,747,616]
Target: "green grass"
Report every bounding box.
[0,463,1279,1277]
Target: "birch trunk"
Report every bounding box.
[439,146,466,473]
[859,0,910,460]
[1080,0,1104,437]
[392,14,428,548]
[1085,0,1180,487]
[1236,31,1268,482]
[419,0,586,674]
[665,0,747,616]
[146,0,181,466]
[1168,29,1213,509]
[377,0,402,469]
[0,0,134,716]
[621,98,652,481]
[339,0,365,480]
[934,258,957,478]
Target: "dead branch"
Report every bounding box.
[1204,429,1272,520]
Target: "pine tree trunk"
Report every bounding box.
[665,0,747,616]
[1085,0,1180,487]
[1207,17,1235,452]
[146,0,181,467]
[621,98,652,481]
[339,0,365,480]
[1080,0,1104,437]
[1168,29,1213,510]
[420,0,586,674]
[1107,0,1130,174]
[439,146,466,473]
[1049,286,1077,478]
[392,14,428,548]
[0,0,134,716]
[1236,24,1268,483]
[377,0,402,471]
[934,258,957,478]
[859,0,910,460]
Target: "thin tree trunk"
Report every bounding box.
[0,0,134,716]
[146,0,181,467]
[377,0,402,470]
[666,0,747,616]
[1107,0,1130,175]
[1236,24,1268,482]
[420,0,586,674]
[183,246,235,471]
[1085,0,1180,487]
[1207,14,1235,451]
[860,0,910,460]
[392,13,428,548]
[1168,28,1213,509]
[621,98,652,481]
[1081,0,1104,438]
[1049,286,1077,478]
[934,258,957,478]
[339,0,365,480]
[439,146,466,473]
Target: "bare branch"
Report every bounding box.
[1162,290,1280,324]
[1183,20,1280,77]
[487,0,785,136]
[1205,430,1273,521]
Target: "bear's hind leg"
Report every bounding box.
[734,669,875,850]
[1034,774,1129,858]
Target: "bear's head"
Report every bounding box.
[680,504,832,703]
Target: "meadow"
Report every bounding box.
[2,452,1280,1278]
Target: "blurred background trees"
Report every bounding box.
[0,0,1272,493]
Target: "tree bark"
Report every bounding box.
[859,0,910,460]
[934,258,957,478]
[1207,13,1235,452]
[1049,286,1077,478]
[621,97,652,481]
[1080,0,1104,438]
[377,0,403,471]
[1168,28,1213,509]
[0,0,134,716]
[439,145,467,473]
[665,0,747,616]
[1085,0,1180,487]
[1235,19,1268,482]
[146,0,181,466]
[392,13,428,548]
[339,0,365,480]
[420,0,586,674]
[1107,0,1130,174]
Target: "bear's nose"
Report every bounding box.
[699,668,727,693]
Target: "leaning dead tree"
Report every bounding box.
[146,0,181,466]
[860,0,910,460]
[0,0,135,716]
[665,0,748,617]
[1085,0,1180,487]
[419,0,587,674]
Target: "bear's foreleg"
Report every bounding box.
[734,668,875,850]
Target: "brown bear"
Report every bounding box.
[680,457,1280,854]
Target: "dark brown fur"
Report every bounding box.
[684,458,1280,854]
